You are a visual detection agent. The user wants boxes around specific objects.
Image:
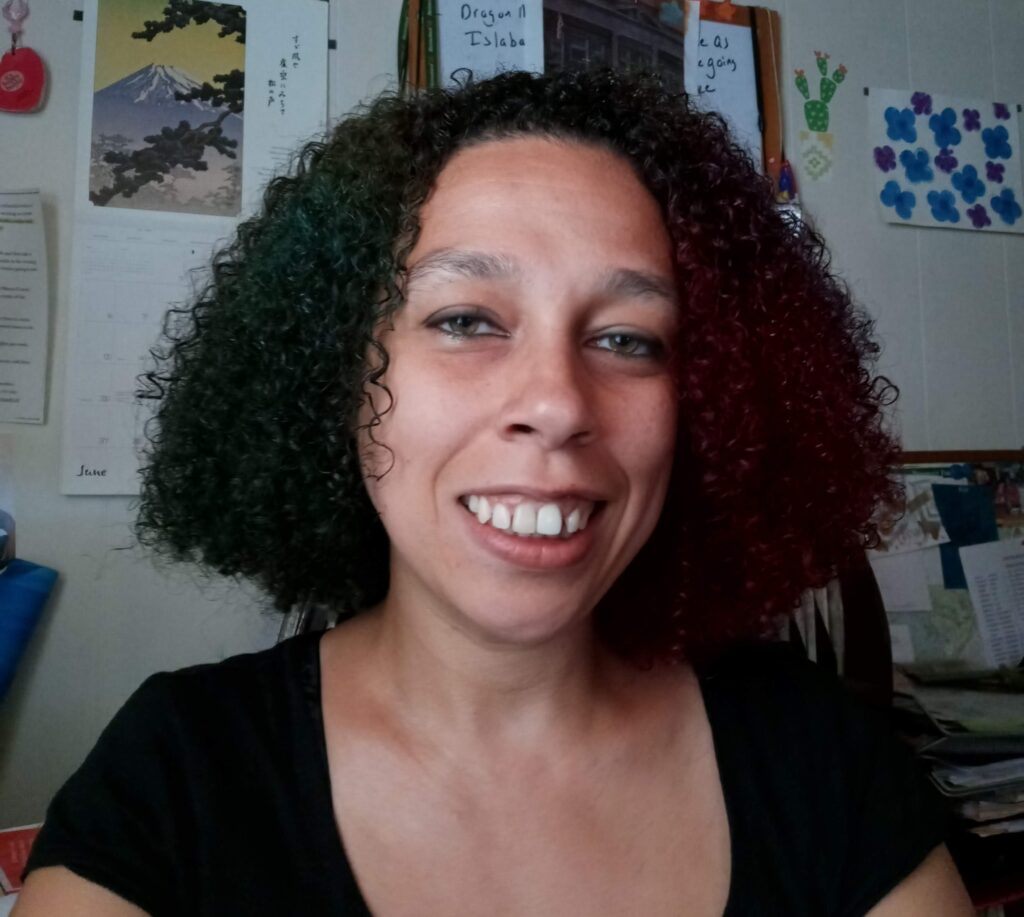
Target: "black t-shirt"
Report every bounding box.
[26,633,947,915]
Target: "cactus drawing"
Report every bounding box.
[794,51,847,132]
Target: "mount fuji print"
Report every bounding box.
[91,31,245,215]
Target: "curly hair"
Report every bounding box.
[137,68,900,663]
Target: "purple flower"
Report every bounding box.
[994,102,1010,120]
[966,204,991,229]
[874,145,896,172]
[986,161,1005,183]
[934,147,958,173]
[963,108,980,131]
[911,92,932,115]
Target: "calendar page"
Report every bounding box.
[62,0,329,494]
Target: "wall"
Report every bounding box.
[0,0,1021,825]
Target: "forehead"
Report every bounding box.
[413,136,672,272]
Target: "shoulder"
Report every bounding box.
[700,641,950,916]
[120,631,322,735]
[25,633,330,914]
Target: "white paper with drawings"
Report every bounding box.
[959,540,1024,667]
[870,549,934,613]
[683,11,761,167]
[61,0,328,495]
[0,190,48,423]
[437,0,544,85]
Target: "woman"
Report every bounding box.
[18,69,974,915]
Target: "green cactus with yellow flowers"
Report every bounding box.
[794,51,847,132]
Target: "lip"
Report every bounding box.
[457,499,603,570]
[459,485,607,503]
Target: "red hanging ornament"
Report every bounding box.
[0,0,45,113]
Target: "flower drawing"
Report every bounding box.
[983,125,1013,160]
[986,161,1005,183]
[934,148,958,174]
[962,108,981,131]
[880,180,916,220]
[873,145,897,172]
[927,190,960,223]
[885,106,917,143]
[951,164,986,204]
[900,148,934,184]
[910,92,932,115]
[994,102,1010,121]
[966,204,991,229]
[929,108,962,148]
[991,188,1022,226]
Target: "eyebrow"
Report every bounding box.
[405,248,520,291]
[405,247,677,308]
[596,267,678,308]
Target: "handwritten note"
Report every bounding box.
[683,6,762,168]
[437,0,543,85]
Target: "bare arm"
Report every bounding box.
[866,845,975,917]
[12,867,150,917]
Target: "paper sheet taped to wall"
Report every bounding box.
[0,190,48,424]
[61,0,329,494]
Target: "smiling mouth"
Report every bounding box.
[458,495,603,539]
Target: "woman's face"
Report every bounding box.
[361,136,679,647]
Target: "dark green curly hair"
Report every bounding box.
[137,68,900,662]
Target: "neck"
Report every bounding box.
[359,592,635,755]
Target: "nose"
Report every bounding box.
[499,339,596,450]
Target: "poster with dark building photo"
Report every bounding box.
[542,0,685,91]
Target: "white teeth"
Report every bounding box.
[491,503,512,530]
[511,503,537,535]
[463,495,597,538]
[476,496,491,524]
[536,503,562,536]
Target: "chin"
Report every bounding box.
[452,593,592,648]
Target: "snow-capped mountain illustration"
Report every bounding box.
[95,64,216,111]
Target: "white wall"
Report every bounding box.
[0,0,1021,825]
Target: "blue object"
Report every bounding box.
[931,484,999,590]
[0,559,57,702]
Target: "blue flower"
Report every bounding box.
[983,125,1013,160]
[927,190,960,223]
[929,108,962,148]
[991,188,1022,226]
[885,106,917,143]
[900,148,934,184]
[951,164,986,204]
[880,180,916,220]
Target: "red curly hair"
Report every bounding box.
[137,68,900,664]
